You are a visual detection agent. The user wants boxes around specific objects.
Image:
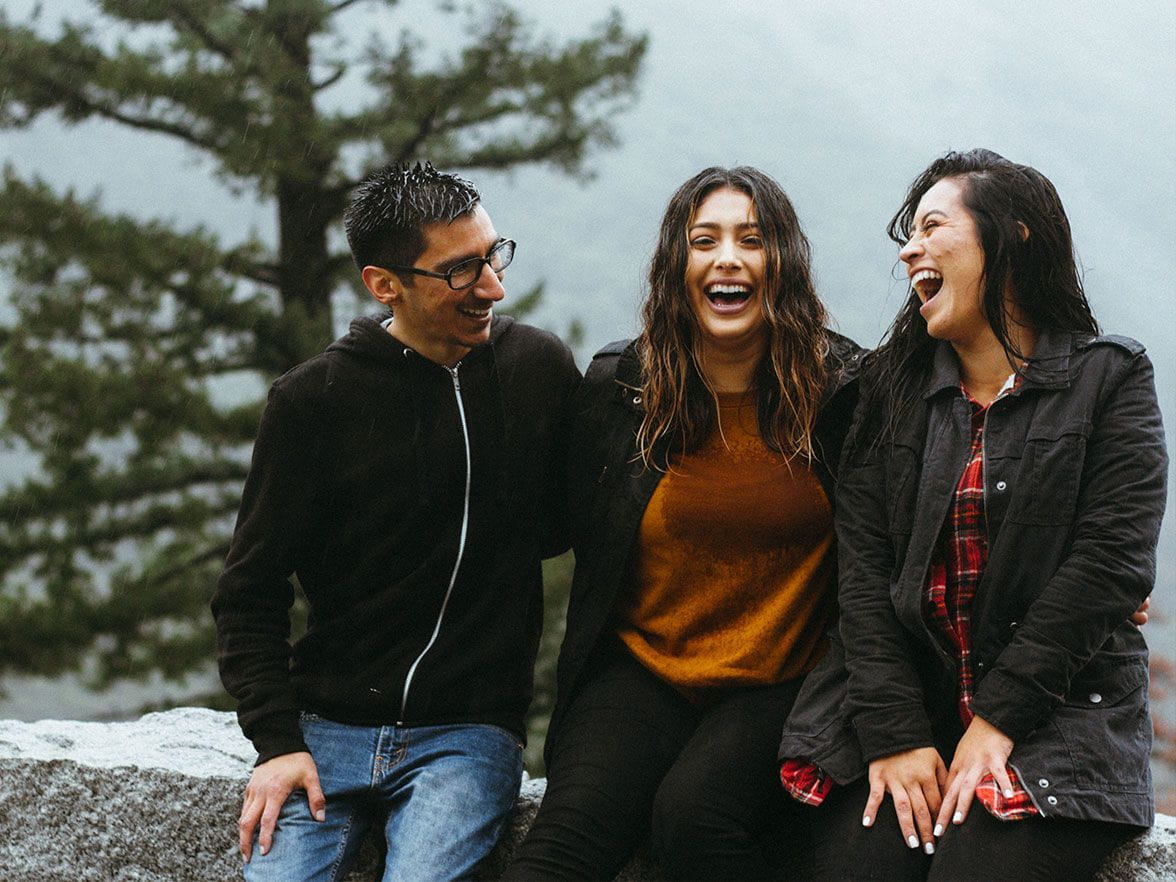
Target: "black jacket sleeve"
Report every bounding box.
[835,413,937,762]
[211,376,326,764]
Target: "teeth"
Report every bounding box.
[707,284,751,295]
[911,269,942,285]
[460,307,490,317]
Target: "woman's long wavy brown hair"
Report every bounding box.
[636,167,829,468]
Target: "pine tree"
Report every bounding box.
[0,0,645,696]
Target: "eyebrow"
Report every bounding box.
[916,209,948,224]
[688,221,761,232]
[434,237,505,271]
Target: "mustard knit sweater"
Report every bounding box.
[616,391,836,697]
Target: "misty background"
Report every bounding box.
[0,0,1172,776]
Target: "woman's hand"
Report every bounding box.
[934,715,1014,836]
[863,747,947,853]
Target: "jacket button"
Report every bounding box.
[632,395,642,405]
[1047,795,1058,806]
[1038,778,1049,788]
[995,480,1007,491]
[1089,693,1102,704]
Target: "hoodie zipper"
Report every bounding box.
[398,363,471,722]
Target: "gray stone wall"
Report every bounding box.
[0,708,1170,881]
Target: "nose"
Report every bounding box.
[715,237,743,268]
[899,236,921,265]
[472,261,506,301]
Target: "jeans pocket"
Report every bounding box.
[480,723,525,752]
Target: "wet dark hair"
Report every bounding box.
[344,162,480,278]
[637,166,828,465]
[868,148,1099,438]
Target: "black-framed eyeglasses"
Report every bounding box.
[380,239,516,291]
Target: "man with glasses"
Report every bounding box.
[212,162,580,881]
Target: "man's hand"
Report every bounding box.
[239,751,325,862]
[1131,595,1151,626]
[863,747,947,854]
[933,715,1014,836]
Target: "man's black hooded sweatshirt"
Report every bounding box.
[212,315,579,764]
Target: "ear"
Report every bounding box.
[1017,221,1030,242]
[361,265,404,307]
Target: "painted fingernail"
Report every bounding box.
[1004,788,1014,798]
[924,841,935,855]
[933,824,943,837]
[908,834,919,849]
[260,846,268,856]
[315,809,326,821]
[953,811,963,824]
[862,815,871,827]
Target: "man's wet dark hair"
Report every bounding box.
[344,162,481,277]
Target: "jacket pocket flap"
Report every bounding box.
[1062,658,1146,708]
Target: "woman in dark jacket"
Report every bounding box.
[779,149,1167,881]
[506,166,862,879]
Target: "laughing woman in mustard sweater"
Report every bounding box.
[506,166,863,880]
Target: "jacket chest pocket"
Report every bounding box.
[1006,426,1088,526]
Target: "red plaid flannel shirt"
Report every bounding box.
[783,377,1037,819]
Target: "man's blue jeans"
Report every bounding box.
[243,714,524,882]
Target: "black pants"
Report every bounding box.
[504,641,807,880]
[804,776,1144,882]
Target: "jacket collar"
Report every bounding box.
[614,339,643,391]
[924,343,963,399]
[1019,326,1073,390]
[923,326,1074,400]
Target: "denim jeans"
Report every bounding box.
[244,715,524,882]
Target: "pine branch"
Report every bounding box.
[0,460,250,525]
[167,0,238,64]
[2,493,244,562]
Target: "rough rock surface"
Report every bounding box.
[0,708,1170,881]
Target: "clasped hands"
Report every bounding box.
[862,715,1014,855]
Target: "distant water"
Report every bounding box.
[0,671,221,722]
